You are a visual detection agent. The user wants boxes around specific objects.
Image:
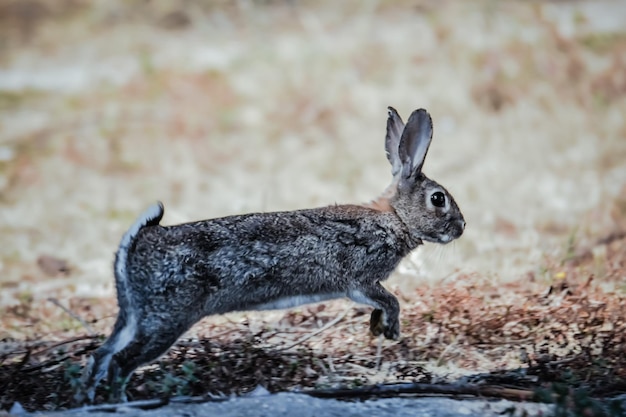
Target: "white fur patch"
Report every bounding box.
[116,202,163,284]
[85,316,137,402]
[113,316,137,353]
[347,290,381,309]
[114,202,163,333]
[251,293,345,311]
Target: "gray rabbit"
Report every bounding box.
[79,107,465,402]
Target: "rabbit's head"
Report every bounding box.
[384,107,465,245]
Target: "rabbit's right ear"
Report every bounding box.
[385,106,405,177]
[397,108,433,182]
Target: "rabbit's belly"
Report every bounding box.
[250,292,346,311]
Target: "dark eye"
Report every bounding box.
[430,191,446,208]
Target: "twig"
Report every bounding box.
[344,362,377,374]
[22,345,99,374]
[8,349,31,378]
[375,335,383,370]
[596,230,626,246]
[65,394,228,413]
[472,337,536,346]
[436,335,457,366]
[305,382,536,402]
[529,355,579,368]
[277,308,351,351]
[31,335,101,357]
[48,298,96,336]
[65,398,169,413]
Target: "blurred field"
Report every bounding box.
[1,0,626,409]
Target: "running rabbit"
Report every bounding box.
[79,107,465,402]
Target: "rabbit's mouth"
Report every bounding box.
[445,219,466,242]
[439,234,455,244]
[424,219,465,244]
[420,233,453,244]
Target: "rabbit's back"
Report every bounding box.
[124,204,414,316]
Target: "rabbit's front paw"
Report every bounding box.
[383,318,400,340]
[370,309,384,336]
[369,309,400,340]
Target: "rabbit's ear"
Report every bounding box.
[398,108,433,181]
[385,106,405,177]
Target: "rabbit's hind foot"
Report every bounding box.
[76,316,138,403]
[104,320,188,402]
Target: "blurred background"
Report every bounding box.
[0,0,625,333]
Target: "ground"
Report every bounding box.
[0,0,625,415]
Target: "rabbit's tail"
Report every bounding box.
[114,201,164,306]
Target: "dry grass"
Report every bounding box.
[0,0,625,412]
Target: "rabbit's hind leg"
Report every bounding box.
[348,283,400,340]
[107,321,186,402]
[77,314,138,403]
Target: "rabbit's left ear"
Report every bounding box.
[398,108,433,180]
[385,106,405,177]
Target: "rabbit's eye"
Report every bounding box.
[431,191,446,208]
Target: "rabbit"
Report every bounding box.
[78,107,465,403]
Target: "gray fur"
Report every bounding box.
[398,109,432,182]
[78,107,465,403]
[385,106,405,178]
